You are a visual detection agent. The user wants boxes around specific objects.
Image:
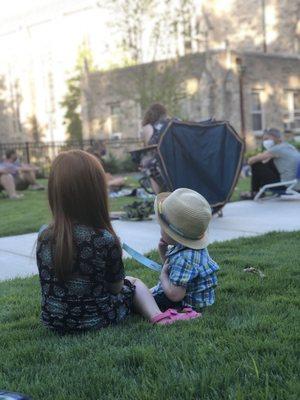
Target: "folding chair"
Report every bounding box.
[254,161,300,201]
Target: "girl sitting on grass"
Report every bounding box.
[36,150,199,334]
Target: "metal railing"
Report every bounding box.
[0,138,143,165]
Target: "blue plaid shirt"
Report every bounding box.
[152,244,219,310]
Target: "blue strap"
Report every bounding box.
[122,243,161,272]
[0,392,32,400]
[38,224,48,235]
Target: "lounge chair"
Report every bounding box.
[254,161,300,201]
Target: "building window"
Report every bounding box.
[283,91,300,133]
[109,102,121,133]
[251,90,264,134]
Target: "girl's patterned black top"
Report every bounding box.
[36,225,134,333]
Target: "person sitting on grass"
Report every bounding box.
[36,150,200,334]
[151,188,219,313]
[240,128,300,199]
[0,166,22,199]
[0,149,44,194]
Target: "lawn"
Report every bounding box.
[0,231,299,400]
[0,177,250,238]
[0,179,138,238]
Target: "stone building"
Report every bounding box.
[202,0,300,55]
[80,0,300,148]
[81,49,300,147]
[0,0,299,144]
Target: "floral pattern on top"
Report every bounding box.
[36,225,135,333]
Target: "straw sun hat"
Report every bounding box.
[154,188,212,250]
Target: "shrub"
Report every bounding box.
[102,152,119,174]
[290,140,300,151]
[102,153,138,174]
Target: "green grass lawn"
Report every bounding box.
[231,176,250,202]
[0,231,299,399]
[0,180,137,238]
[0,177,250,238]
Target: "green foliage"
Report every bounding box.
[123,200,154,220]
[102,153,138,174]
[0,76,16,137]
[0,232,299,399]
[244,148,261,159]
[27,115,44,142]
[112,0,155,65]
[137,62,186,116]
[61,75,82,141]
[61,42,96,142]
[120,155,138,173]
[101,152,119,174]
[290,140,300,151]
[110,0,191,116]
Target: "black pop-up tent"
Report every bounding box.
[132,118,245,214]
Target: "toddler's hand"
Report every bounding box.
[158,238,168,262]
[160,262,169,278]
[158,238,168,248]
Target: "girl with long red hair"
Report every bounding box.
[36,150,194,333]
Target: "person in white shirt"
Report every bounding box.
[241,128,300,199]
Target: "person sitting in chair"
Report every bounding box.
[0,149,44,195]
[241,128,300,199]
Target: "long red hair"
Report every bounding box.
[47,150,118,280]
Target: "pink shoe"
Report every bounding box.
[151,308,201,325]
[180,307,202,319]
[151,309,179,325]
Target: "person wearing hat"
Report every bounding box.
[151,188,219,312]
[241,128,300,199]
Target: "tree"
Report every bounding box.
[27,114,43,142]
[111,0,155,65]
[135,61,186,116]
[108,0,190,116]
[0,77,11,141]
[61,42,95,142]
[0,76,21,141]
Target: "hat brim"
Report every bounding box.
[154,192,210,250]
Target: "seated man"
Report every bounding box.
[0,149,44,194]
[0,166,22,199]
[241,128,300,199]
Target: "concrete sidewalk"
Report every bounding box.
[0,199,299,281]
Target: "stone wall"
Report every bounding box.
[204,0,300,55]
[241,52,300,143]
